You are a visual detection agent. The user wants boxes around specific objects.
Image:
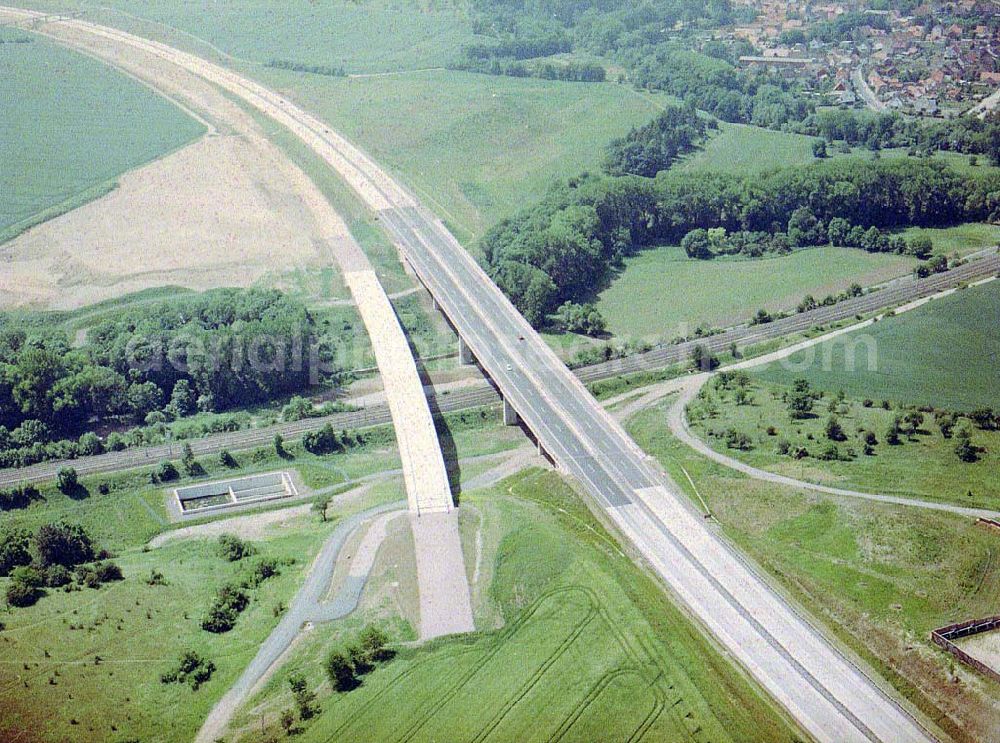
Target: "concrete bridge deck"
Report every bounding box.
[344,270,452,514]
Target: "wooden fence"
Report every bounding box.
[930,615,1000,685]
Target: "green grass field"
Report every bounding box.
[677,122,820,174]
[688,376,1000,510]
[0,409,531,741]
[0,505,356,742]
[254,67,671,243]
[627,400,1000,741]
[756,278,1000,410]
[55,0,477,74]
[0,29,204,243]
[897,223,999,258]
[596,245,915,340]
[231,469,796,742]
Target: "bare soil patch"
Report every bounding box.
[0,11,355,309]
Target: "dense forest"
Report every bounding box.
[0,289,336,468]
[482,156,1000,327]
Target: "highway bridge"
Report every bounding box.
[1,8,979,740]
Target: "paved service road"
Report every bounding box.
[0,9,965,741]
[195,502,406,743]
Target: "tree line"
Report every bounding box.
[481,156,999,327]
[0,289,338,468]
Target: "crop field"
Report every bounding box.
[688,377,1000,510]
[627,400,1000,741]
[0,28,204,243]
[230,469,796,743]
[19,1,663,241]
[755,278,1000,410]
[596,245,914,340]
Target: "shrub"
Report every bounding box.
[6,578,42,608]
[819,444,840,461]
[56,467,78,494]
[94,561,123,583]
[44,564,72,588]
[34,522,95,568]
[358,625,394,663]
[161,650,216,690]
[150,461,179,484]
[217,534,255,562]
[218,449,238,468]
[201,583,249,633]
[325,649,358,692]
[146,568,167,586]
[724,428,753,451]
[303,424,340,455]
[0,529,33,576]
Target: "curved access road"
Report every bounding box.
[0,9,946,741]
[621,289,1000,521]
[194,502,406,743]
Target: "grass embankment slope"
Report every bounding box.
[0,28,204,243]
[232,469,797,743]
[627,401,1000,742]
[257,68,671,243]
[596,245,914,340]
[756,278,1000,411]
[58,0,475,74]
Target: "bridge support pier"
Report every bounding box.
[458,337,474,366]
[503,398,519,426]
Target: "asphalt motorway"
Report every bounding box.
[377,208,939,742]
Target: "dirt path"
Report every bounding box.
[149,502,313,547]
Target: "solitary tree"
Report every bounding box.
[325,649,357,692]
[181,443,200,476]
[955,426,978,462]
[311,496,331,523]
[786,379,816,419]
[825,416,846,442]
